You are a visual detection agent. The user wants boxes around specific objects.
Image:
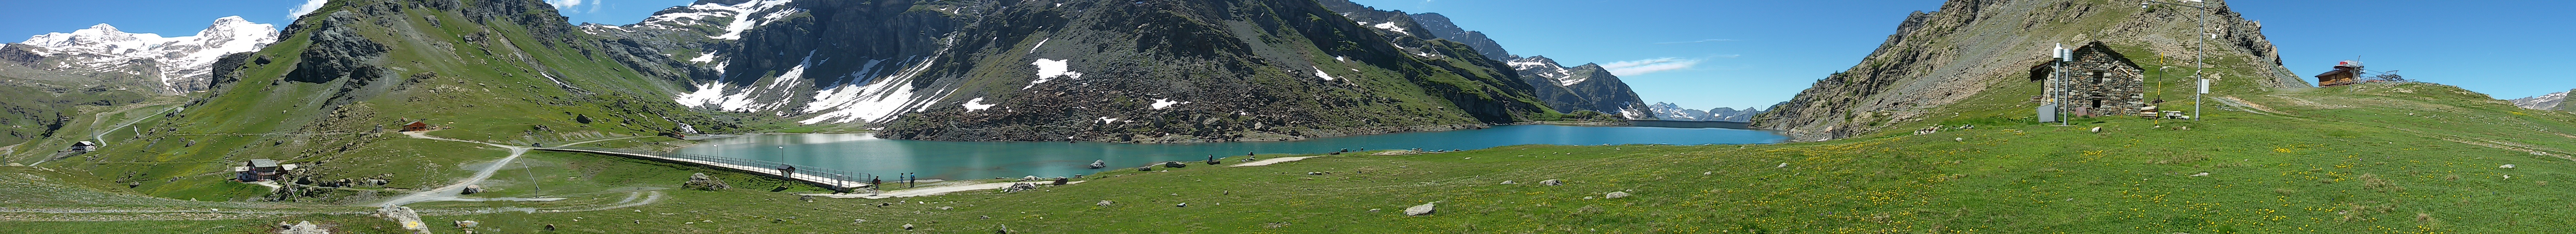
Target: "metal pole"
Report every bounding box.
[2192,1,2204,121]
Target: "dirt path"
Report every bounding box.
[803,181,1084,199]
[1229,156,1320,167]
[375,131,535,207]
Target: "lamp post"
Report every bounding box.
[2142,0,2208,121]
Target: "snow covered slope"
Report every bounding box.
[3,16,276,94]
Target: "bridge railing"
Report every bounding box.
[545,147,874,189]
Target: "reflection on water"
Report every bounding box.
[677,125,1786,180]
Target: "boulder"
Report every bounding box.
[1605,191,1630,199]
[460,185,484,195]
[903,223,915,230]
[1161,161,1188,168]
[1138,166,1153,171]
[1088,160,1107,169]
[277,221,328,234]
[1540,179,1563,186]
[1403,202,1435,216]
[683,173,730,191]
[1097,200,1115,206]
[1499,180,1516,185]
[374,206,429,234]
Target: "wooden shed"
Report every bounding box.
[402,121,430,132]
[2315,60,2363,87]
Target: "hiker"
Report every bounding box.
[1206,155,1221,165]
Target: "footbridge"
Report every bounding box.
[537,147,873,191]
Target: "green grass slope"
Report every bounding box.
[40,0,733,200]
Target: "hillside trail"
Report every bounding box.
[375,131,531,207]
[375,131,655,207]
[89,106,181,144]
[25,106,184,166]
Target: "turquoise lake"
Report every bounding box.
[675,125,1786,180]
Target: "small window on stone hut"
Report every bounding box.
[2091,71,2105,83]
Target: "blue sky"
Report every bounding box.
[4,0,2571,110]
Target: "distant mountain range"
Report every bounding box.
[1646,102,1771,122]
[1,16,277,94]
[2510,90,2570,112]
[1318,0,1655,120]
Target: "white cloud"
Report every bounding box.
[1602,57,1699,76]
[547,0,590,12]
[288,0,329,20]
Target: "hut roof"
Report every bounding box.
[2027,41,2145,81]
[249,159,280,168]
[72,141,97,146]
[405,121,428,127]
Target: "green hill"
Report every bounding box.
[7,0,2576,233]
[9,0,748,200]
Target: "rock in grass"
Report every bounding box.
[1540,179,1563,186]
[278,221,327,234]
[1499,180,1516,185]
[1403,202,1436,216]
[902,223,915,230]
[1096,200,1114,206]
[2501,164,2516,169]
[683,173,729,191]
[1605,191,1630,199]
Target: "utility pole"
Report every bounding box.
[2144,0,2209,121]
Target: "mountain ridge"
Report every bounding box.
[3,16,278,94]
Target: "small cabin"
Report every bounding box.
[2029,41,2148,117]
[402,121,430,132]
[67,141,99,152]
[233,159,297,182]
[2314,60,2362,87]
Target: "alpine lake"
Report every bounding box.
[678,125,1786,180]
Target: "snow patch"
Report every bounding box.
[675,82,728,108]
[705,0,796,40]
[1310,67,1337,81]
[1371,22,1410,36]
[1150,98,1188,110]
[1097,117,1121,124]
[690,53,717,63]
[798,51,949,124]
[962,97,996,112]
[1028,58,1082,89]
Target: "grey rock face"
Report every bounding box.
[284,11,388,84]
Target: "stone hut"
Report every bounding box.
[233,159,297,182]
[2029,41,2146,117]
[67,141,99,152]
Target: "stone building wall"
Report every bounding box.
[2050,42,2147,116]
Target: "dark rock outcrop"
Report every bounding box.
[284,11,388,84]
